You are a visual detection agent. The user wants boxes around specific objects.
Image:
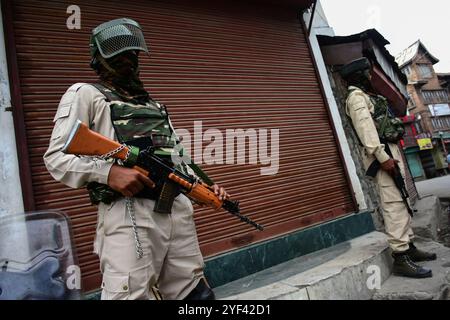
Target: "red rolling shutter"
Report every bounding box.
[7,0,356,292]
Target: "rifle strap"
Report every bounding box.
[162,105,215,186]
[186,160,215,186]
[366,159,381,178]
[381,139,394,158]
[90,82,122,102]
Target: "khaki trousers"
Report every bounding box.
[94,194,205,300]
[374,143,414,253]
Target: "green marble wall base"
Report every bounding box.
[83,211,374,298]
[205,211,375,288]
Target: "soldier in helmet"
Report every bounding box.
[44,18,228,300]
[340,57,437,279]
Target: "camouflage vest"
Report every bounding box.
[109,94,177,154]
[369,95,405,143]
[86,83,185,204]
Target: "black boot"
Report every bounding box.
[407,243,437,262]
[183,278,215,300]
[392,252,432,278]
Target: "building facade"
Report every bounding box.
[396,41,450,179]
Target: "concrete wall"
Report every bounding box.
[326,70,385,229]
[0,4,25,216]
[303,2,368,212]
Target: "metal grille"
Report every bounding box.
[8,0,355,292]
[95,23,148,58]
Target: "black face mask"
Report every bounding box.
[346,70,374,93]
[99,50,149,102]
[107,51,139,78]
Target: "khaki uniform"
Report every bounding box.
[44,83,205,299]
[346,86,414,252]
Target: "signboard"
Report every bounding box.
[417,138,433,150]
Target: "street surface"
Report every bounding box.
[416,176,450,199]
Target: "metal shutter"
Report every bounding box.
[6,0,356,292]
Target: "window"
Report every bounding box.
[417,64,433,79]
[422,91,449,104]
[414,116,423,134]
[414,122,423,134]
[402,123,420,147]
[403,66,411,76]
[431,115,450,131]
[429,104,450,116]
[408,93,416,108]
[404,125,415,137]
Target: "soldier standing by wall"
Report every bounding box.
[44,18,229,300]
[340,58,437,279]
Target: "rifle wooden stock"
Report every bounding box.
[63,120,220,208]
[61,120,149,176]
[169,174,222,209]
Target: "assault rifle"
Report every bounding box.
[61,120,264,231]
[366,143,414,217]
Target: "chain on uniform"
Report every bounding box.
[99,145,143,259]
[126,197,144,259]
[98,144,130,161]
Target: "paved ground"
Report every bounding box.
[416,176,450,199]
[214,232,392,300]
[214,232,450,300]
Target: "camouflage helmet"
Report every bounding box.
[90,18,149,67]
